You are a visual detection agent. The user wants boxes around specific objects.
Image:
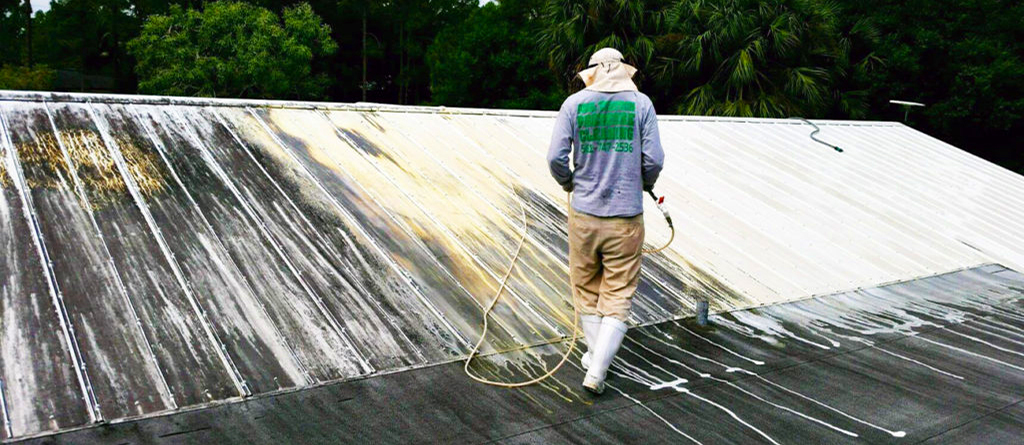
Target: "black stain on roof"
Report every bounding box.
[336,127,398,165]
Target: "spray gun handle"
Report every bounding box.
[647,190,673,228]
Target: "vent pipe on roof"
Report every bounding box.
[889,100,926,122]
[696,300,710,326]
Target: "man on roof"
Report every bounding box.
[547,47,665,395]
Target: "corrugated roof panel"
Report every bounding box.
[2,91,1023,439]
[0,107,91,437]
[19,265,1024,444]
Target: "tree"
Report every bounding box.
[836,0,1024,173]
[0,0,29,66]
[540,0,669,92]
[538,0,877,119]
[657,0,879,117]
[29,0,145,92]
[376,0,477,104]
[127,1,337,99]
[0,64,55,90]
[427,0,564,109]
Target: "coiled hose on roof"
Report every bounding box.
[464,190,674,387]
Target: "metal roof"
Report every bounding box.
[16,264,1024,444]
[1,90,1023,440]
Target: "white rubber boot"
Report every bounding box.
[580,315,602,370]
[582,317,628,395]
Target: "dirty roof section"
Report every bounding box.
[14,264,1024,444]
[1,90,1024,440]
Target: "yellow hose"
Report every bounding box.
[463,191,674,387]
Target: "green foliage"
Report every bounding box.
[538,0,877,118]
[0,1,30,66]
[345,0,477,104]
[531,0,1021,169]
[0,64,55,90]
[427,0,564,109]
[836,0,1024,173]
[29,0,144,90]
[1,0,1020,173]
[658,0,880,118]
[127,1,337,99]
[540,0,669,91]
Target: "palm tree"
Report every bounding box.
[540,0,669,91]
[539,0,879,119]
[655,0,879,117]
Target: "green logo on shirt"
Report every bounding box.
[577,100,636,154]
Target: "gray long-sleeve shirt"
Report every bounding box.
[547,90,665,217]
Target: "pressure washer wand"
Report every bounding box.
[648,190,673,229]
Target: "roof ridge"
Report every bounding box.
[0,90,902,126]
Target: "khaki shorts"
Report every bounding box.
[568,208,644,321]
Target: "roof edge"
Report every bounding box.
[0,90,902,127]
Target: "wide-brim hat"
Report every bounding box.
[577,47,639,92]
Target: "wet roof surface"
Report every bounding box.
[16,264,1024,444]
[4,91,1024,442]
[0,95,730,438]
